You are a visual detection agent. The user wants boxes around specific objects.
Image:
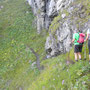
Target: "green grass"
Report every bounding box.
[28,55,90,90]
[0,0,46,89]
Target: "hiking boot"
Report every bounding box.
[75,60,78,62]
[79,58,82,60]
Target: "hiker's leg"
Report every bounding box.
[74,45,78,61]
[78,52,81,60]
[74,53,78,61]
[78,44,82,60]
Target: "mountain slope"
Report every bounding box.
[0,0,90,90]
[0,0,46,89]
[29,55,90,90]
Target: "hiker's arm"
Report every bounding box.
[72,34,75,43]
[72,39,75,43]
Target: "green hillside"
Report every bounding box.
[0,0,46,89]
[29,55,90,90]
[0,0,90,90]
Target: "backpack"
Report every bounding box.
[77,33,85,44]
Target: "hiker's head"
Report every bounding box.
[79,30,82,33]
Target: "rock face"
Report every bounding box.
[27,0,74,33]
[28,0,90,57]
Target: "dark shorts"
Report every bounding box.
[88,40,90,54]
[74,44,83,53]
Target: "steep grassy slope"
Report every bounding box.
[29,54,90,90]
[0,0,46,89]
[0,0,90,90]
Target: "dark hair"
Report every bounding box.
[79,30,82,33]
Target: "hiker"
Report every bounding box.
[72,30,83,62]
[84,28,90,63]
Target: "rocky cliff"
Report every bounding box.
[28,0,90,57]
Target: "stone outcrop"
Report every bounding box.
[28,0,90,57]
[27,0,74,33]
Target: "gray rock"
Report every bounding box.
[46,0,57,17]
[28,0,74,33]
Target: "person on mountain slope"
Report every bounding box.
[72,30,83,62]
